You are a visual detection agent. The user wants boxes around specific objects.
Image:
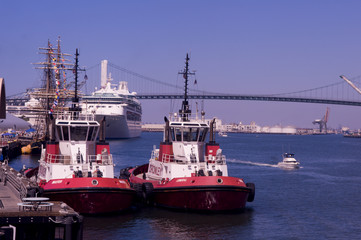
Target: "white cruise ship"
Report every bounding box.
[81,60,142,139]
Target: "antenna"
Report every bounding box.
[70,48,86,113]
[195,102,199,120]
[178,53,195,121]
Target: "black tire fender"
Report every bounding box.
[132,183,143,200]
[246,182,255,202]
[142,182,154,201]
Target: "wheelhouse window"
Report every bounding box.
[63,126,69,141]
[183,127,200,142]
[192,128,200,141]
[199,128,208,142]
[70,126,88,141]
[56,126,63,140]
[87,126,95,141]
[93,126,99,140]
[170,127,175,141]
[170,126,208,142]
[175,128,182,141]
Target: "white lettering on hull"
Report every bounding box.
[52,180,63,184]
[176,179,187,182]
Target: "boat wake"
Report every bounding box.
[228,159,279,168]
[228,159,303,169]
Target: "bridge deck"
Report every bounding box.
[6,94,361,106]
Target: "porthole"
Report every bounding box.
[92,179,98,185]
[217,178,223,184]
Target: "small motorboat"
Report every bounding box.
[126,54,255,212]
[218,131,228,137]
[278,153,300,169]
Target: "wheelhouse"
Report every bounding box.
[169,122,209,143]
[56,120,100,142]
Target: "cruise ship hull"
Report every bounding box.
[95,114,141,139]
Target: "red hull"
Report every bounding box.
[129,165,253,212]
[41,177,135,214]
[152,185,250,211]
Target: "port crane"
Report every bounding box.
[313,107,329,133]
[340,75,361,95]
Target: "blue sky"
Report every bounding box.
[2,0,361,129]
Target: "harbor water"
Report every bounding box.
[9,132,361,239]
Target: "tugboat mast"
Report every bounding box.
[73,48,79,104]
[70,48,85,113]
[178,53,195,121]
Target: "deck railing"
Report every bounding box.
[168,112,208,123]
[0,162,29,199]
[205,155,226,165]
[152,151,226,165]
[55,111,96,121]
[45,153,113,165]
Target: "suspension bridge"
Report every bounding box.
[6,61,361,107]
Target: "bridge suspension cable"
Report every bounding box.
[73,61,361,106]
[7,60,361,107]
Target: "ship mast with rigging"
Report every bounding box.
[31,38,75,140]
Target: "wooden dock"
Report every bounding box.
[0,162,83,240]
[0,139,22,160]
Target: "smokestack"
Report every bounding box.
[164,117,170,142]
[101,60,108,89]
[99,117,106,142]
[0,78,6,119]
[49,116,56,142]
[209,118,216,143]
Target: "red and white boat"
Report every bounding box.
[127,54,255,212]
[36,112,135,214]
[35,50,135,214]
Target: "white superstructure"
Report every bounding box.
[278,153,300,169]
[81,60,142,139]
[38,112,114,182]
[146,114,228,181]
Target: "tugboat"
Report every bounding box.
[127,54,255,212]
[35,49,135,214]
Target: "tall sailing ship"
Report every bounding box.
[7,38,76,139]
[80,60,142,139]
